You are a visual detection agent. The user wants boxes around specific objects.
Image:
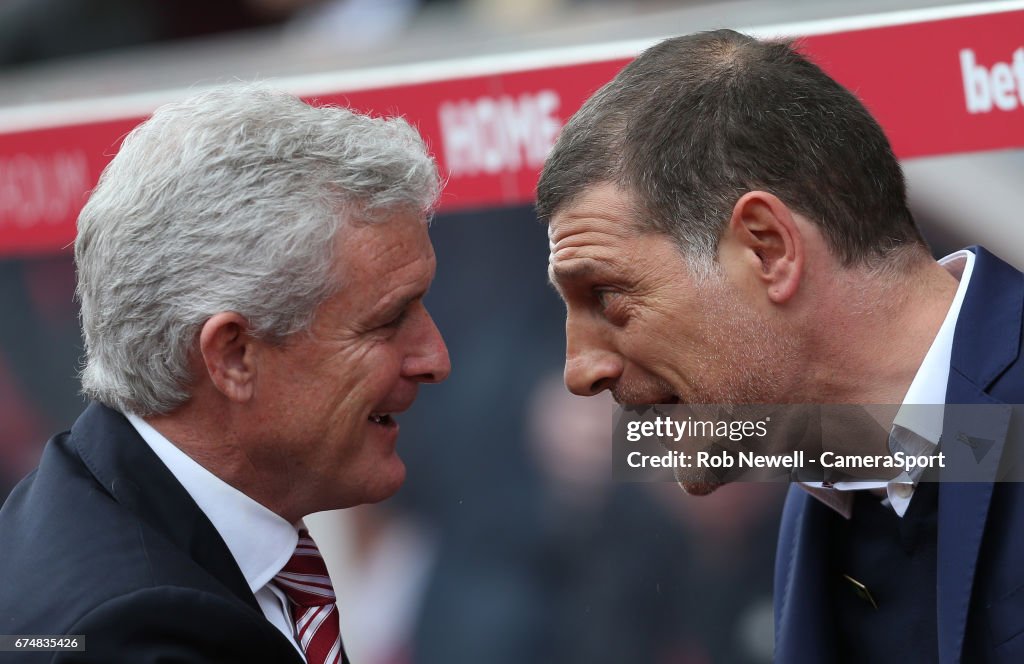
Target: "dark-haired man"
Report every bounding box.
[538,30,1024,663]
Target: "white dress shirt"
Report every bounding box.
[125,414,306,660]
[803,249,976,518]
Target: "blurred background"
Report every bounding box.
[0,1,1021,663]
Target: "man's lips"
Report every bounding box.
[368,413,396,427]
[368,400,415,428]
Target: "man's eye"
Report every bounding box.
[382,309,408,329]
[594,289,621,311]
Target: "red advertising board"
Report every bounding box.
[0,3,1022,257]
[799,9,1024,159]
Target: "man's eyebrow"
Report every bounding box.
[549,259,603,284]
[376,289,425,317]
[547,265,564,296]
[547,259,608,295]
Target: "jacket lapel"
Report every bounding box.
[70,402,262,614]
[936,246,1024,664]
[774,488,834,663]
[936,375,1009,664]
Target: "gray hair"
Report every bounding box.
[75,83,440,416]
[536,30,928,279]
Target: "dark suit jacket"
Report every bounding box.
[0,402,304,663]
[774,247,1024,664]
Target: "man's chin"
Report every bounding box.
[336,456,406,508]
[673,465,724,496]
[677,480,723,496]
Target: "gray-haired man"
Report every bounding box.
[0,84,450,663]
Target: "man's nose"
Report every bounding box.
[563,318,622,396]
[404,306,451,383]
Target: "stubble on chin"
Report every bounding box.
[678,481,722,496]
[674,463,724,496]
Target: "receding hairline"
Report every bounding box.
[537,28,928,272]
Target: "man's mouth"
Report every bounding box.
[368,413,396,427]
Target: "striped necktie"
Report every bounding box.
[274,529,350,664]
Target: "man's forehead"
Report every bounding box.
[339,211,433,254]
[547,231,642,295]
[334,214,436,285]
[546,182,640,242]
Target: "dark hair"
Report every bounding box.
[536,29,928,268]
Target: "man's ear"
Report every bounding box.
[198,312,257,403]
[719,191,804,304]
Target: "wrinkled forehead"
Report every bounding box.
[335,209,437,274]
[546,204,659,297]
[546,182,644,246]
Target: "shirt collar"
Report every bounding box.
[801,249,976,518]
[895,249,975,437]
[125,413,298,593]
